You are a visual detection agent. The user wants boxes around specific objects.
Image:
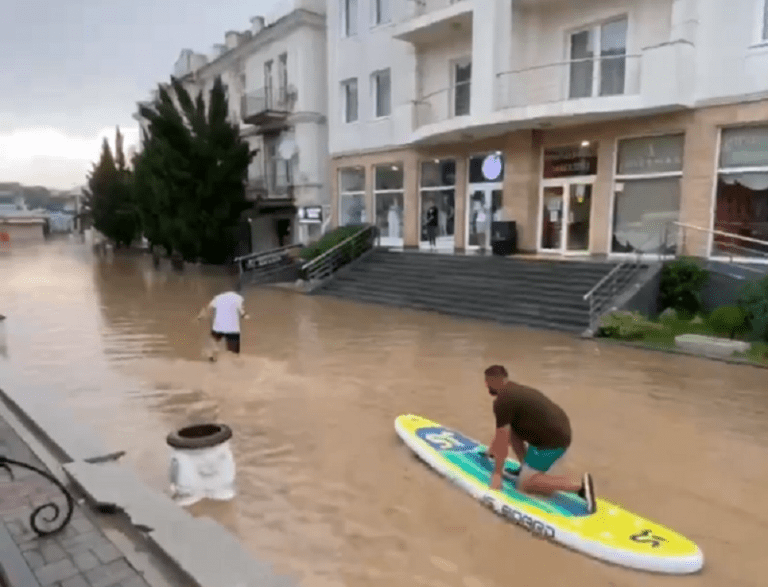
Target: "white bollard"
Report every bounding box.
[166,423,236,507]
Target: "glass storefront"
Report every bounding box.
[467,153,504,250]
[374,164,404,247]
[713,126,768,257]
[339,167,366,226]
[420,159,456,249]
[539,143,596,253]
[611,134,684,255]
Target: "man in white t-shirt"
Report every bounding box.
[196,287,249,360]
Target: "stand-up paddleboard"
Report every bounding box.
[395,414,703,574]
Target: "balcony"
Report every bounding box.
[392,0,472,45]
[414,81,471,128]
[407,42,696,145]
[245,159,294,202]
[496,54,643,113]
[241,86,296,127]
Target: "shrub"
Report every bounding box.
[597,311,665,340]
[707,305,747,339]
[658,258,710,319]
[738,275,768,342]
[298,225,366,262]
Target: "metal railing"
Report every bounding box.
[301,225,378,287]
[414,81,471,127]
[666,222,768,271]
[241,86,293,119]
[495,55,642,111]
[401,0,467,21]
[583,260,646,331]
[236,244,303,285]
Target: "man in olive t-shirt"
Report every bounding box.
[483,365,596,513]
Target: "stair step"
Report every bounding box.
[319,289,588,332]
[340,268,605,291]
[323,280,591,310]
[319,284,591,318]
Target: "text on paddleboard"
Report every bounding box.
[482,496,556,540]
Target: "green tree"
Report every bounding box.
[82,129,140,247]
[132,76,254,264]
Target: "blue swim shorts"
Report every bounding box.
[523,445,567,473]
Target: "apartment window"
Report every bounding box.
[373,0,390,25]
[713,126,768,257]
[569,17,628,99]
[611,134,684,256]
[452,59,471,117]
[342,0,358,36]
[264,60,273,107]
[341,78,358,122]
[372,69,391,118]
[278,53,288,102]
[339,167,366,225]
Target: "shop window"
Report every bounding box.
[374,164,404,246]
[713,126,768,258]
[611,134,684,255]
[339,167,366,225]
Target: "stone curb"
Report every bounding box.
[0,387,297,587]
[593,337,768,369]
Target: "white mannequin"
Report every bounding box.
[388,203,400,239]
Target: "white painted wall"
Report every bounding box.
[327,0,417,155]
[695,0,768,101]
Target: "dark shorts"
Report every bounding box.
[426,225,438,241]
[211,331,240,354]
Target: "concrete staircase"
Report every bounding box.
[311,249,640,333]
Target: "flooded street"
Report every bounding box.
[1,239,767,587]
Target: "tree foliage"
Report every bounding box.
[82,128,140,246]
[132,76,254,264]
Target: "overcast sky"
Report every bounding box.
[0,0,280,190]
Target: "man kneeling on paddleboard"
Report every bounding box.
[483,365,596,514]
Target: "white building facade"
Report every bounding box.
[326,0,768,261]
[138,0,329,254]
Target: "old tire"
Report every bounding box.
[166,423,232,450]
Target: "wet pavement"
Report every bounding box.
[1,239,767,587]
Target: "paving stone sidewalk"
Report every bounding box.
[0,414,151,587]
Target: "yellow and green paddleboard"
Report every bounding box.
[395,414,703,574]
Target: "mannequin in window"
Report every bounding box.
[388,202,401,239]
[425,201,439,249]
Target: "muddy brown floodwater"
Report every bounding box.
[1,239,767,587]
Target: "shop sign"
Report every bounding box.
[298,206,323,224]
[543,145,598,179]
[719,126,768,169]
[617,134,684,175]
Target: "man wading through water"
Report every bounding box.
[196,285,249,361]
[483,365,596,514]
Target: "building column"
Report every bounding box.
[679,112,718,258]
[591,139,616,255]
[503,131,539,252]
[365,163,375,226]
[454,157,468,252]
[403,150,420,248]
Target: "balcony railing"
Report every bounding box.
[413,81,471,128]
[241,86,294,125]
[245,159,293,200]
[401,0,467,20]
[496,55,642,111]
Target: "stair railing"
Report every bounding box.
[583,261,645,331]
[301,224,379,289]
[235,243,303,285]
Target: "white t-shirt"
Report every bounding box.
[210,291,245,334]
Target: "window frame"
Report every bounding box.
[371,68,392,119]
[341,78,359,123]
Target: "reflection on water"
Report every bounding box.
[1,240,767,587]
